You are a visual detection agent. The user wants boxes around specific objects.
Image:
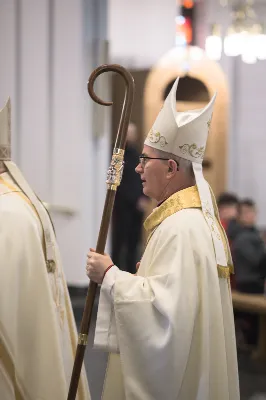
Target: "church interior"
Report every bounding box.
[1,0,266,399]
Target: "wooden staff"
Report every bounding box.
[67,64,135,400]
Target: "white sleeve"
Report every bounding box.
[94,222,199,399]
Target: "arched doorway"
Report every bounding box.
[144,46,230,196]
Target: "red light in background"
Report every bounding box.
[182,0,194,9]
[176,16,192,44]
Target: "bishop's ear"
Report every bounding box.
[168,159,179,173]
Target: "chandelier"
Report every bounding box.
[205,0,266,64]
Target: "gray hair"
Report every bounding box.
[154,149,194,178]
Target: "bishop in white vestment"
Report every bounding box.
[0,100,90,399]
[86,78,240,400]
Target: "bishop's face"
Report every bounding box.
[135,145,169,202]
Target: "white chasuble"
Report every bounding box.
[0,173,90,400]
[95,186,239,400]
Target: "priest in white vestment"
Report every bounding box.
[86,78,240,399]
[0,99,90,399]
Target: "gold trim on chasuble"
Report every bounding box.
[143,185,232,279]
[0,176,33,207]
[144,185,200,232]
[0,175,66,327]
[0,176,56,274]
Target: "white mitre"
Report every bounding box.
[0,99,56,271]
[144,78,227,267]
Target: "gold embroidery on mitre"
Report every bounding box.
[0,145,11,160]
[207,113,213,132]
[179,143,205,159]
[0,100,11,160]
[147,129,168,147]
[144,186,201,234]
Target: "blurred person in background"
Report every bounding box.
[234,199,266,294]
[239,199,258,228]
[112,122,150,274]
[233,199,266,346]
[217,192,240,235]
[0,100,90,399]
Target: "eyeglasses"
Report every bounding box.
[138,156,171,167]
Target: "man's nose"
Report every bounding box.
[135,162,143,174]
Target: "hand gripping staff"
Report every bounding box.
[67,64,135,400]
